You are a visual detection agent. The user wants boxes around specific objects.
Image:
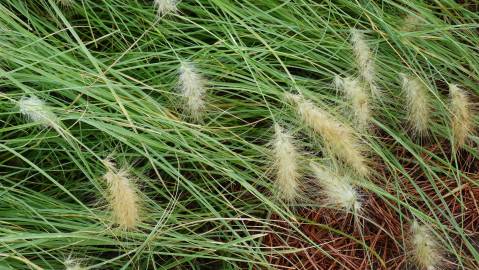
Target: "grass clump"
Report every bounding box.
[0,0,478,269]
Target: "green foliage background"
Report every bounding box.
[0,0,478,269]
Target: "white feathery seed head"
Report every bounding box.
[286,93,369,176]
[154,0,178,17]
[19,95,59,128]
[178,60,207,122]
[449,84,473,150]
[311,162,361,212]
[102,160,141,229]
[400,73,431,136]
[272,124,300,202]
[335,75,371,129]
[410,221,442,270]
[350,28,380,97]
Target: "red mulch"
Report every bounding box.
[263,134,479,269]
[264,194,405,270]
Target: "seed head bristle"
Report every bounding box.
[335,75,371,129]
[350,29,379,97]
[66,264,86,270]
[449,84,473,150]
[400,14,422,32]
[410,221,442,270]
[64,258,86,270]
[272,124,300,202]
[400,74,431,136]
[154,0,178,17]
[311,163,361,212]
[57,0,74,7]
[19,95,59,128]
[286,93,368,176]
[178,61,207,122]
[103,161,141,229]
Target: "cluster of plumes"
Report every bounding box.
[178,61,207,122]
[449,84,473,150]
[270,123,362,211]
[311,163,361,212]
[19,95,59,129]
[400,73,431,136]
[335,75,371,129]
[410,221,442,270]
[102,159,141,230]
[154,0,178,17]
[350,29,379,97]
[272,124,300,202]
[286,93,369,176]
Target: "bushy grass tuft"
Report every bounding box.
[0,0,478,269]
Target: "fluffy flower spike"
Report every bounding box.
[272,124,300,202]
[102,159,141,229]
[335,75,371,129]
[449,84,473,150]
[286,93,368,176]
[154,0,178,17]
[311,162,361,212]
[178,61,207,122]
[19,95,59,128]
[410,221,442,270]
[350,29,380,97]
[400,73,431,136]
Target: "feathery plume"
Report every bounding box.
[272,124,300,202]
[19,96,59,128]
[178,61,207,122]
[286,93,368,176]
[410,221,442,270]
[400,73,431,136]
[154,0,178,17]
[449,84,473,149]
[102,160,141,229]
[335,75,371,129]
[400,14,422,32]
[311,163,361,212]
[350,29,379,97]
